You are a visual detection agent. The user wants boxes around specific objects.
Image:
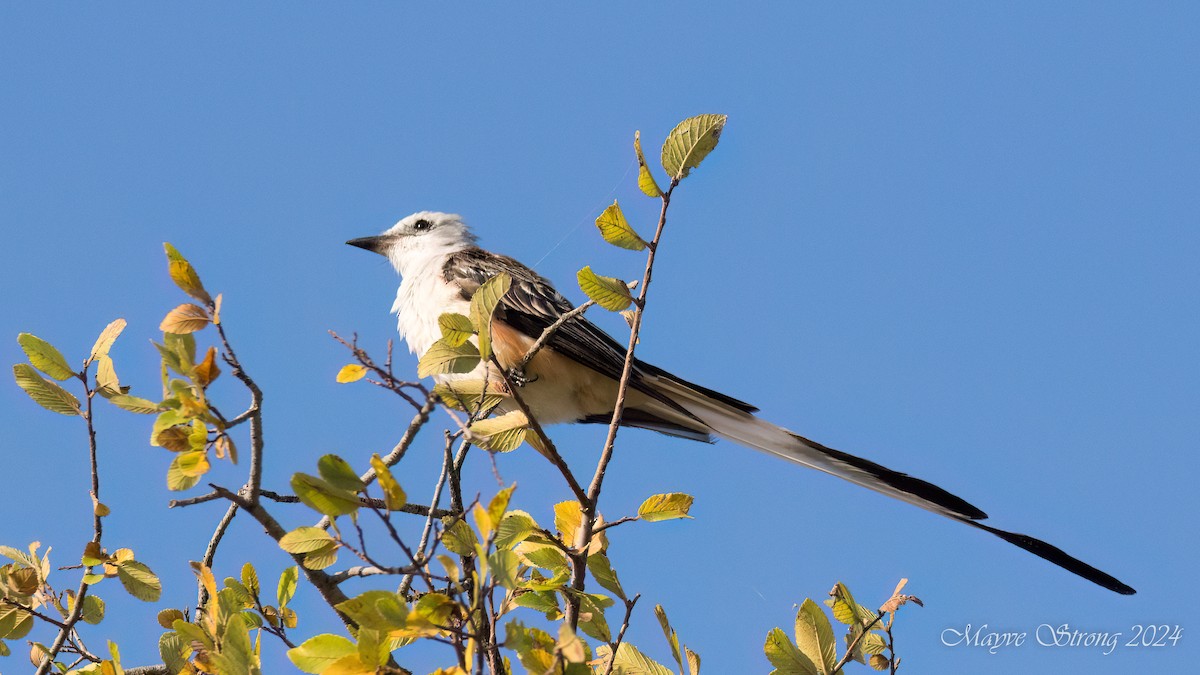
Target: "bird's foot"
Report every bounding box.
[506,367,537,388]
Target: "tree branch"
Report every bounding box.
[567,181,677,630]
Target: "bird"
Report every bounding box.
[347,210,1135,595]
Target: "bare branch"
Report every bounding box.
[36,375,103,675]
[316,392,438,531]
[210,485,356,629]
[601,593,643,675]
[196,501,239,610]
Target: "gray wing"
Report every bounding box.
[441,247,757,417]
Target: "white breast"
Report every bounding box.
[391,253,470,357]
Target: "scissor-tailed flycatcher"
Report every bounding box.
[348,211,1134,595]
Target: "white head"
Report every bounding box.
[347,211,477,276]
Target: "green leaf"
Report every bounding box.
[577,266,632,312]
[794,598,837,675]
[595,201,646,251]
[433,380,507,414]
[416,338,481,378]
[160,303,210,334]
[513,590,559,617]
[335,590,405,632]
[637,492,694,522]
[18,333,75,380]
[116,560,162,602]
[301,542,339,570]
[13,364,80,415]
[468,410,529,452]
[89,319,127,363]
[661,113,727,181]
[164,243,212,304]
[523,546,570,574]
[291,473,361,517]
[318,454,365,493]
[438,312,475,347]
[80,594,105,624]
[764,627,818,675]
[159,630,190,673]
[0,605,33,640]
[489,549,521,589]
[106,394,160,414]
[634,130,663,197]
[277,566,299,609]
[469,272,512,361]
[287,633,357,674]
[279,527,337,554]
[369,454,407,510]
[174,449,210,477]
[586,554,626,601]
[608,642,675,675]
[495,510,538,549]
[165,454,202,491]
[655,604,683,669]
[441,517,478,556]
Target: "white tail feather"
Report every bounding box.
[645,376,986,521]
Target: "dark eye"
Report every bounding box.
[413,219,432,231]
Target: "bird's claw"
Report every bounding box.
[506,367,537,387]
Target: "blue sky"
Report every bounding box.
[2,3,1196,673]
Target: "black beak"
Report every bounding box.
[346,235,386,254]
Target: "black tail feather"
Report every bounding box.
[968,521,1136,595]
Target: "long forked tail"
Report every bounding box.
[642,374,1136,595]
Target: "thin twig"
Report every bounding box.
[210,485,355,629]
[601,593,642,675]
[831,610,887,673]
[0,598,67,630]
[590,515,639,536]
[196,501,239,610]
[517,299,597,371]
[567,181,677,630]
[489,356,588,504]
[400,433,455,596]
[168,491,222,508]
[316,392,438,531]
[37,374,102,675]
[215,321,264,506]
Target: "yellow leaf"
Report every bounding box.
[335,364,367,383]
[634,130,663,197]
[89,319,127,363]
[438,312,475,347]
[164,243,212,304]
[13,364,80,415]
[469,273,512,361]
[17,333,75,380]
[468,410,529,452]
[417,339,481,378]
[661,113,728,180]
[369,454,407,511]
[212,293,223,325]
[637,492,694,522]
[194,346,221,388]
[160,303,210,334]
[595,200,646,251]
[576,266,633,312]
